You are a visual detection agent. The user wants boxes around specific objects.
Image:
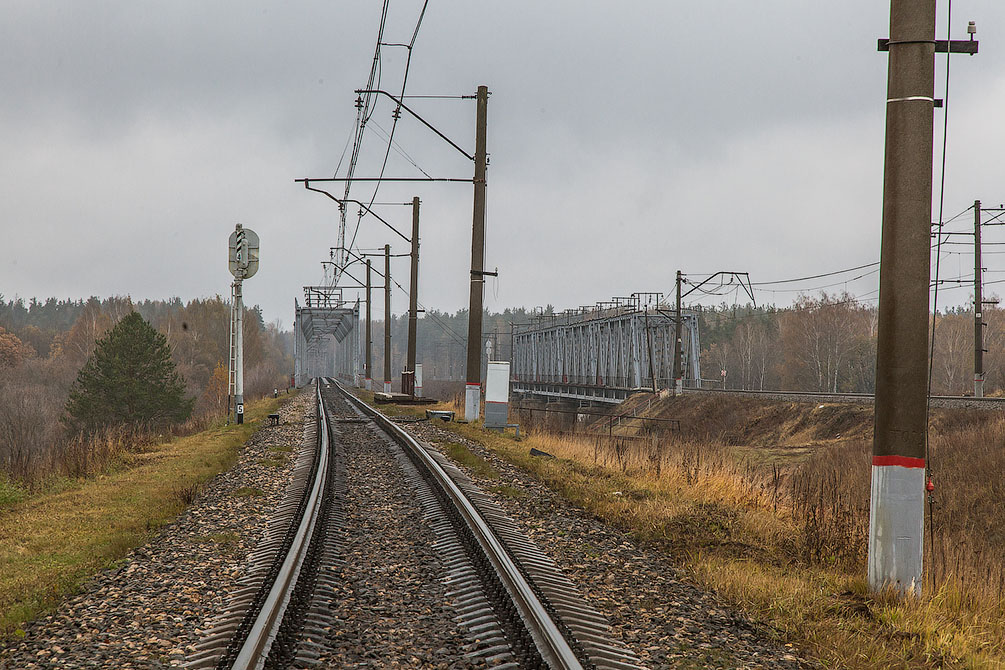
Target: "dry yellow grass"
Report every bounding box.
[406,395,1005,669]
[0,395,286,637]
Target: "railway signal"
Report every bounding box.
[228,224,259,424]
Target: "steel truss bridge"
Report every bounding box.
[511,294,701,403]
[294,285,360,386]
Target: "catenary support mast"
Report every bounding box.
[869,0,936,595]
[365,259,372,390]
[384,244,392,394]
[464,85,489,421]
[407,197,420,377]
[974,200,984,398]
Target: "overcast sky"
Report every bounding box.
[3,2,1005,326]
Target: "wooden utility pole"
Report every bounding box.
[464,85,489,421]
[384,244,392,394]
[365,259,372,390]
[870,0,936,596]
[407,197,420,376]
[974,200,985,398]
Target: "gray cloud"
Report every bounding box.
[2,1,1004,323]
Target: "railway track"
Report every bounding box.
[188,380,644,669]
[684,386,1005,409]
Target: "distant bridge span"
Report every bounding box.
[294,285,359,387]
[511,294,701,403]
[298,290,702,406]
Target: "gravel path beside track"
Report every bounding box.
[408,420,809,670]
[0,392,310,670]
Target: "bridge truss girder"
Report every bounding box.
[511,305,700,403]
[294,288,360,387]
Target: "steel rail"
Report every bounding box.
[230,384,331,669]
[332,380,584,670]
[684,387,1005,405]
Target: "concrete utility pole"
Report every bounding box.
[464,84,489,421]
[365,259,372,391]
[870,1,937,596]
[384,243,392,394]
[407,196,420,377]
[673,270,684,394]
[974,200,985,398]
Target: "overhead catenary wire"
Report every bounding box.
[347,0,431,255]
[754,268,881,295]
[750,261,881,286]
[368,119,433,178]
[336,0,391,279]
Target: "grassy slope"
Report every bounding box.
[366,391,1005,669]
[0,395,286,637]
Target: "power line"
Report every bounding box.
[368,119,432,178]
[336,0,390,279]
[750,261,880,287]
[348,0,431,256]
[754,268,880,295]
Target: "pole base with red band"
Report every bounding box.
[867,455,925,595]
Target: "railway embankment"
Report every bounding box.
[4,382,1003,668]
[0,391,303,667]
[403,391,1005,669]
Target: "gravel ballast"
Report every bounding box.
[408,419,809,670]
[314,415,480,669]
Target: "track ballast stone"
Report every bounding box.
[408,420,811,670]
[314,414,481,669]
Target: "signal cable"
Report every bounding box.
[926,0,957,590]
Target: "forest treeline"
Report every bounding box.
[370,293,994,396]
[0,290,994,482]
[0,295,292,482]
[696,292,995,395]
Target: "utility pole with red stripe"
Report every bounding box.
[870,2,977,595]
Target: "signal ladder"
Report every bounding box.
[227,280,238,422]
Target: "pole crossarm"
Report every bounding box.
[877,38,978,54]
[354,88,475,160]
[300,180,411,242]
[296,176,473,183]
[320,261,366,290]
[681,271,756,306]
[329,247,388,279]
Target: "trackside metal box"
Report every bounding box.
[484,361,510,428]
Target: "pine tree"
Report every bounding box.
[64,312,194,435]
